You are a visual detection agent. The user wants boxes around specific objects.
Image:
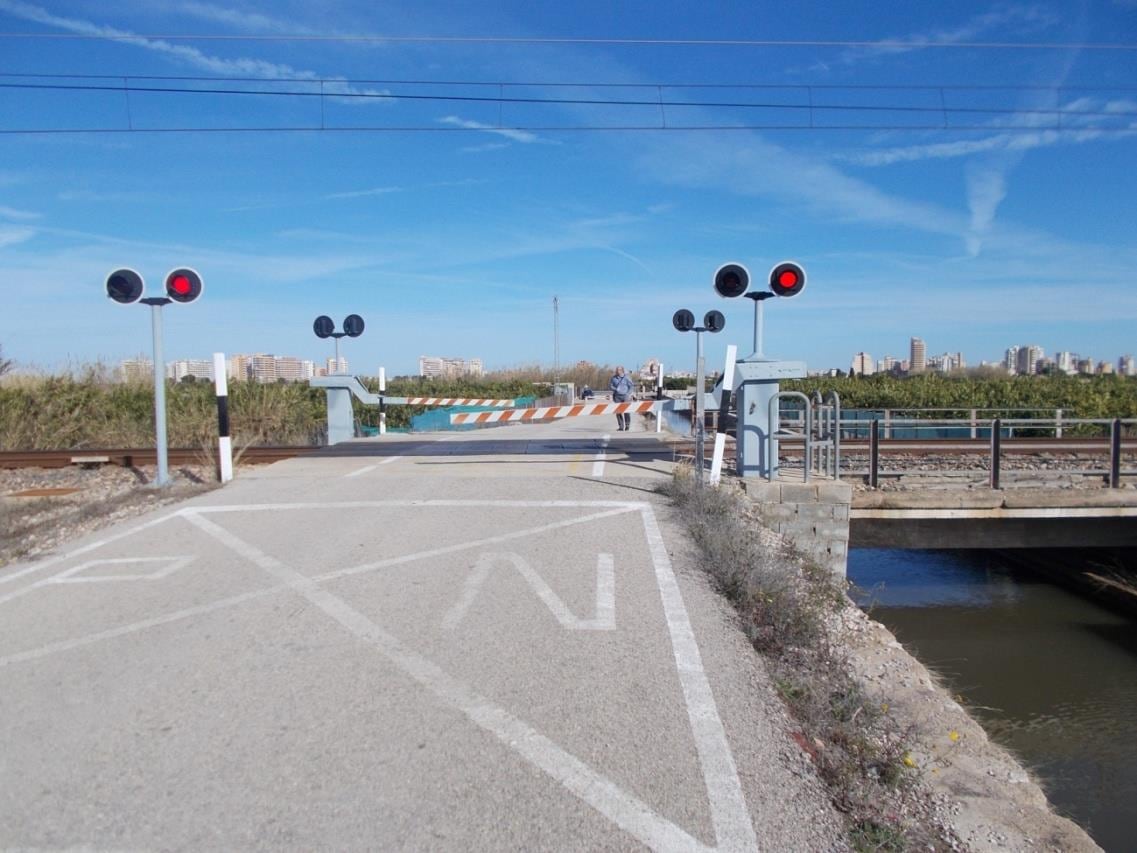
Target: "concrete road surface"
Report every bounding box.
[1,417,846,851]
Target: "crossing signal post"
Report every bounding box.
[313,314,365,375]
[105,265,204,487]
[710,259,808,479]
[313,314,366,443]
[672,307,726,482]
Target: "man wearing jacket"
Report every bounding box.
[609,366,634,431]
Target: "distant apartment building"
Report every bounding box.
[1016,345,1045,376]
[1099,360,1116,375]
[325,356,348,376]
[1077,357,1096,374]
[1119,354,1136,376]
[1003,346,1019,374]
[169,359,213,382]
[909,338,926,374]
[850,352,874,376]
[927,352,965,374]
[418,356,484,379]
[876,355,897,374]
[119,358,153,382]
[224,353,321,383]
[1055,351,1078,375]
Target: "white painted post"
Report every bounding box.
[379,366,387,434]
[709,345,738,485]
[213,352,233,483]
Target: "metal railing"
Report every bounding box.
[843,415,1137,489]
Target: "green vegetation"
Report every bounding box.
[786,372,1137,420]
[0,368,326,452]
[3,365,1134,453]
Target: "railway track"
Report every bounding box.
[0,446,313,469]
[1,436,1132,470]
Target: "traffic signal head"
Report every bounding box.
[703,310,726,333]
[713,262,750,298]
[768,261,806,297]
[165,267,203,304]
[106,268,144,304]
[343,314,365,338]
[313,315,335,339]
[672,309,695,332]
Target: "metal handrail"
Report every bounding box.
[769,391,813,482]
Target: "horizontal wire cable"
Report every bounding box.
[1,80,1134,120]
[3,124,1134,136]
[2,72,1136,93]
[0,33,1135,49]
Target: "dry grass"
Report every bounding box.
[660,469,955,851]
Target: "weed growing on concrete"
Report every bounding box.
[660,469,956,850]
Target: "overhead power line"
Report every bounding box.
[0,33,1135,50]
[2,79,1135,121]
[2,72,1136,93]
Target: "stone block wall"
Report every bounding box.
[740,479,853,577]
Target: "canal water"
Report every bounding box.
[848,549,1137,853]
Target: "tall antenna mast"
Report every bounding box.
[553,295,560,385]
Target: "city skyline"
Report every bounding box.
[2,2,1135,378]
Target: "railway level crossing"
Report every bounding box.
[0,419,847,850]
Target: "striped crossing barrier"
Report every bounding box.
[450,400,659,425]
[405,397,515,407]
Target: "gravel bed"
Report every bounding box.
[0,464,218,569]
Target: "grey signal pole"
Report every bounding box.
[142,297,172,487]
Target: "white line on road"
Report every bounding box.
[344,465,377,478]
[0,586,281,668]
[182,511,718,852]
[0,511,183,605]
[639,506,759,853]
[442,551,616,631]
[592,434,610,477]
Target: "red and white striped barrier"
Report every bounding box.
[450,400,659,425]
[405,397,515,407]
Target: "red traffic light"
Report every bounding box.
[105,268,144,304]
[768,261,806,297]
[165,267,203,304]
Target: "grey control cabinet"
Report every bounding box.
[733,358,806,478]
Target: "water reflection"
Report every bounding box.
[849,549,1137,852]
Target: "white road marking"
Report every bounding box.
[0,498,756,851]
[315,507,638,583]
[0,510,181,592]
[592,434,610,477]
[49,556,194,583]
[0,586,281,668]
[639,506,759,853]
[182,510,719,853]
[380,455,402,464]
[344,465,377,478]
[442,551,616,631]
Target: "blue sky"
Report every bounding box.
[1,0,1135,378]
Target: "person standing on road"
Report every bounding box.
[609,366,634,431]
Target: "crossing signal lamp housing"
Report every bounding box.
[165,267,203,304]
[672,309,695,332]
[768,261,805,297]
[105,268,145,304]
[712,262,750,299]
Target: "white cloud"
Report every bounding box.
[323,187,402,200]
[0,0,389,100]
[439,115,551,144]
[964,165,1007,257]
[0,225,36,247]
[0,205,41,220]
